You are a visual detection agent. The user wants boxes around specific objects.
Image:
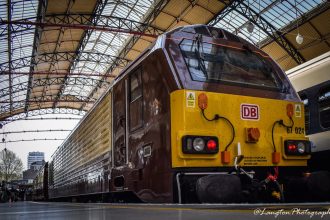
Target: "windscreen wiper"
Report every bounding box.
[194,34,208,79]
[194,49,208,78]
[280,82,289,93]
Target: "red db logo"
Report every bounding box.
[241,104,259,120]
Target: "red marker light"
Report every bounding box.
[207,139,217,150]
[288,144,297,152]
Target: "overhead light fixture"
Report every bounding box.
[296,33,304,44]
[294,0,303,45]
[246,22,254,33]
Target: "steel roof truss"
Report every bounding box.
[212,0,305,64]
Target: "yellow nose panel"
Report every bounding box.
[170,90,309,168]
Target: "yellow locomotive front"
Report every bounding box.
[166,25,329,203]
[171,90,309,168]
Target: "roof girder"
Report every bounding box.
[54,0,109,110]
[258,2,330,48]
[0,13,163,38]
[0,51,129,71]
[1,76,110,100]
[79,0,169,111]
[7,0,13,113]
[1,94,98,104]
[211,0,306,64]
[1,107,84,125]
[24,0,47,116]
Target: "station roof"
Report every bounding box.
[0,0,329,124]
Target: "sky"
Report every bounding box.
[0,115,81,170]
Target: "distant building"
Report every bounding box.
[27,151,44,169]
[22,161,45,184]
[22,169,38,184]
[30,160,45,171]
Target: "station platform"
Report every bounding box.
[0,201,329,220]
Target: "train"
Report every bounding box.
[287,51,330,172]
[33,25,330,203]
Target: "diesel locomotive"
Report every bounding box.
[36,25,330,203]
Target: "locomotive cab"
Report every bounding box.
[166,25,330,203]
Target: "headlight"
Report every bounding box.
[182,136,219,154]
[297,142,305,154]
[193,138,205,152]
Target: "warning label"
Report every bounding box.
[243,156,267,166]
[186,91,195,108]
[295,104,301,117]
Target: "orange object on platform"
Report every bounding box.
[272,152,281,164]
[221,151,230,164]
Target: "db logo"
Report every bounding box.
[241,104,259,120]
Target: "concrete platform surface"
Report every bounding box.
[0,202,329,220]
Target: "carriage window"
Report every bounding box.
[299,93,309,134]
[318,87,330,128]
[179,39,283,90]
[129,68,143,131]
